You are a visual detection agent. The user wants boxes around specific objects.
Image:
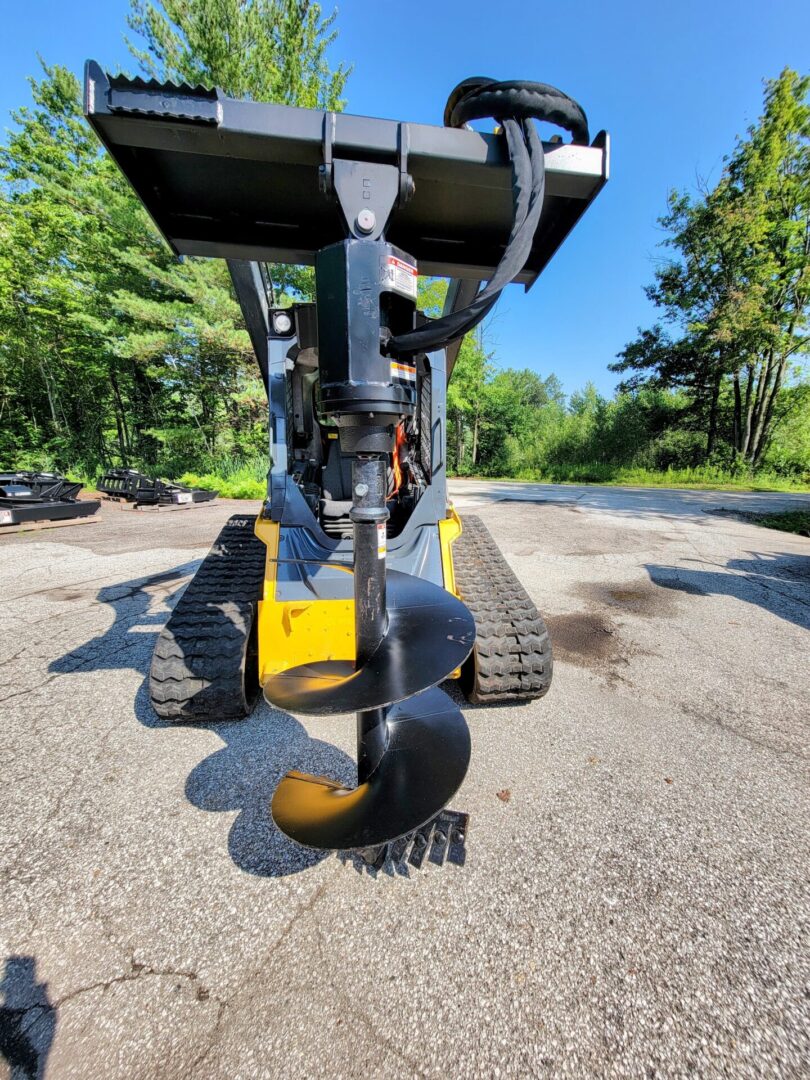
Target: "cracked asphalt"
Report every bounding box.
[1,482,808,1079]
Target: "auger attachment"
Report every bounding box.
[266,454,475,851]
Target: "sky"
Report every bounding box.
[2,0,809,396]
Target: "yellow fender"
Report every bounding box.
[254,508,463,684]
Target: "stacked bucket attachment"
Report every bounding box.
[0,472,99,526]
[264,456,476,856]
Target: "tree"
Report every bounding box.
[613,69,809,467]
[127,0,349,107]
[0,2,351,475]
[126,0,351,298]
[727,69,810,464]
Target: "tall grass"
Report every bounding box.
[481,463,810,492]
[179,452,267,499]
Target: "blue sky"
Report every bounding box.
[3,0,809,396]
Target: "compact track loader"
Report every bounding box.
[85,64,608,862]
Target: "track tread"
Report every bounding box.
[149,514,266,722]
[454,514,553,704]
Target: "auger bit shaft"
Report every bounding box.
[350,455,390,785]
[267,454,474,853]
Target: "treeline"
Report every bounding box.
[0,2,807,488]
[446,366,810,483]
[0,1,347,481]
[449,67,810,484]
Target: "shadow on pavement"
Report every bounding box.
[646,551,810,631]
[50,565,354,878]
[48,564,201,679]
[0,956,56,1080]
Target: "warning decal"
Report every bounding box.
[377,522,387,560]
[382,255,418,299]
[390,360,417,383]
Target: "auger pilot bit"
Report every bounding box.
[265,456,475,852]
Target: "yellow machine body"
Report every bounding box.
[254,509,464,684]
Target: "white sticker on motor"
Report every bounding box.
[390,360,417,383]
[0,510,12,524]
[176,492,193,504]
[383,255,417,299]
[377,522,387,559]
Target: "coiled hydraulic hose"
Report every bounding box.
[384,78,590,359]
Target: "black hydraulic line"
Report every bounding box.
[385,77,590,360]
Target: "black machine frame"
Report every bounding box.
[97,469,218,506]
[0,472,99,526]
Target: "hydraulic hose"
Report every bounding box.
[384,77,590,359]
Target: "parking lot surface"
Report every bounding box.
[1,483,808,1078]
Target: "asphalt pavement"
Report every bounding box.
[1,483,808,1078]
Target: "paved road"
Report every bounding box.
[1,486,808,1078]
[449,476,810,516]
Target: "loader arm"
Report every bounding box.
[227,260,272,393]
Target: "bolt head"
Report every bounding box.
[272,311,293,334]
[355,483,369,497]
[356,209,376,234]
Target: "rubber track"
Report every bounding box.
[453,514,552,704]
[149,514,266,722]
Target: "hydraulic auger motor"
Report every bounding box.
[84,63,608,865]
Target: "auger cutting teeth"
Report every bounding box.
[355,810,470,871]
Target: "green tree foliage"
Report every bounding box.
[126,0,350,297]
[127,0,349,107]
[0,2,350,475]
[613,69,809,470]
[1,34,807,489]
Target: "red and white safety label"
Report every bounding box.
[383,255,418,299]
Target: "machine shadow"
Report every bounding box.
[646,550,810,631]
[49,565,355,879]
[135,680,355,878]
[0,956,56,1080]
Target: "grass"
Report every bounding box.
[179,453,267,500]
[456,464,810,493]
[747,510,810,536]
